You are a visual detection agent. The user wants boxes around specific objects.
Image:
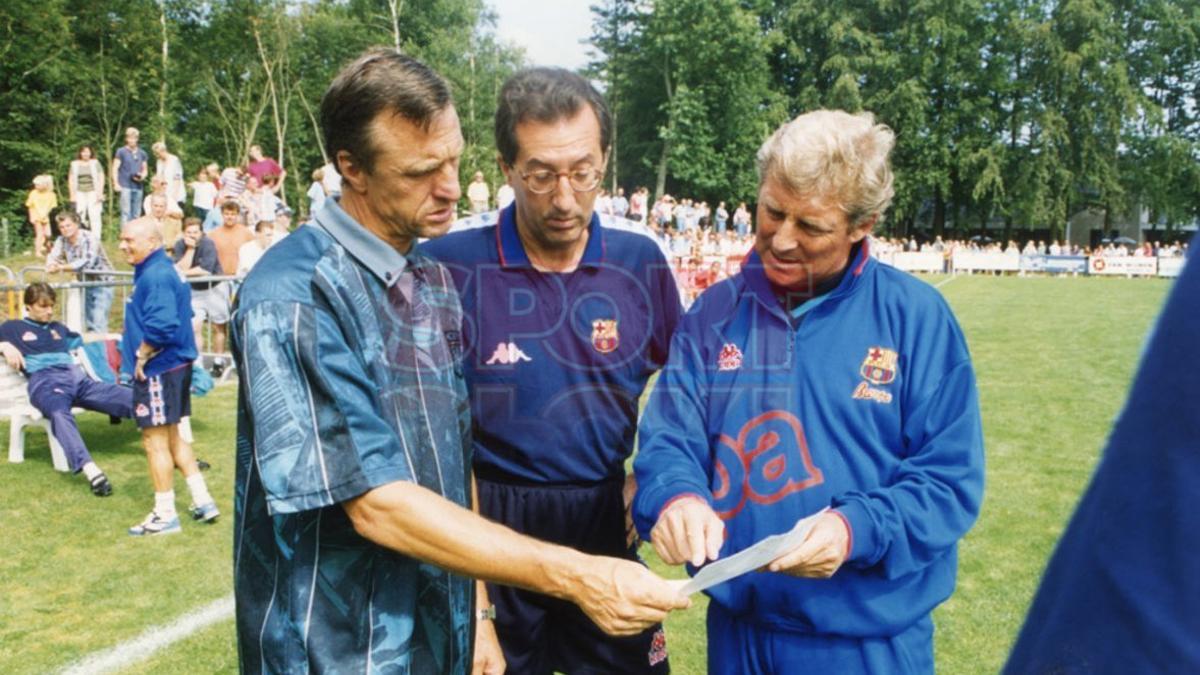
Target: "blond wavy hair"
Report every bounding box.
[756,109,895,228]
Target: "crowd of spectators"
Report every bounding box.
[871,235,1189,259]
[23,144,1196,343]
[20,130,337,376]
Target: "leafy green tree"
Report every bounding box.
[592,0,783,205]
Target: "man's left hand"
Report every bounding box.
[472,616,505,675]
[623,473,638,548]
[766,511,851,579]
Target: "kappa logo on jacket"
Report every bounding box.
[485,342,532,365]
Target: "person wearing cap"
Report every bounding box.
[272,203,292,242]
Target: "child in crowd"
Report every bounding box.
[25,175,57,256]
[190,166,219,223]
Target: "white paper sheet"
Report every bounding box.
[675,508,827,596]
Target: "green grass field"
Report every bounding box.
[0,273,1172,674]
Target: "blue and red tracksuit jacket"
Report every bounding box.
[633,243,985,637]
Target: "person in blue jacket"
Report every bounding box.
[118,216,218,536]
[633,109,986,674]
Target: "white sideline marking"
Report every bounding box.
[934,275,957,289]
[60,595,234,675]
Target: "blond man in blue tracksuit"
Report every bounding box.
[633,110,985,674]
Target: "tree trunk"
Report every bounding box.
[158,0,169,140]
[932,186,946,236]
[654,139,670,203]
[389,0,404,51]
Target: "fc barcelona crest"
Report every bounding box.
[592,319,619,353]
[860,347,898,385]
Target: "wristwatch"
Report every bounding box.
[476,605,496,621]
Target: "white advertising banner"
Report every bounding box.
[1088,256,1158,276]
[888,251,946,273]
[952,251,1021,272]
[1157,257,1186,278]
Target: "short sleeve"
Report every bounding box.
[198,239,224,275]
[234,300,413,514]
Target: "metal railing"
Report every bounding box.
[2,267,244,379]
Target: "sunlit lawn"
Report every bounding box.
[0,273,1172,674]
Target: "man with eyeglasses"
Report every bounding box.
[423,68,682,674]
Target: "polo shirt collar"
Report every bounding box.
[742,239,872,318]
[495,203,605,269]
[313,198,409,285]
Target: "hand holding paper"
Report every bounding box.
[569,555,691,636]
[766,509,851,578]
[675,508,830,596]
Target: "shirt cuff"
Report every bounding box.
[831,499,875,565]
[830,508,854,562]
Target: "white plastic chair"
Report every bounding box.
[0,362,70,471]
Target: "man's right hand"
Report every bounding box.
[650,496,724,567]
[568,556,689,636]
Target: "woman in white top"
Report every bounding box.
[68,145,106,235]
[152,141,187,208]
[190,166,219,223]
[307,167,327,215]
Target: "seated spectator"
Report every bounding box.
[0,283,132,496]
[46,210,116,333]
[173,217,227,374]
[143,175,185,220]
[237,220,275,275]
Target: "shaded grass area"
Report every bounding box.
[0,386,237,675]
[0,274,1173,674]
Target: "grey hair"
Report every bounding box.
[756,110,895,227]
